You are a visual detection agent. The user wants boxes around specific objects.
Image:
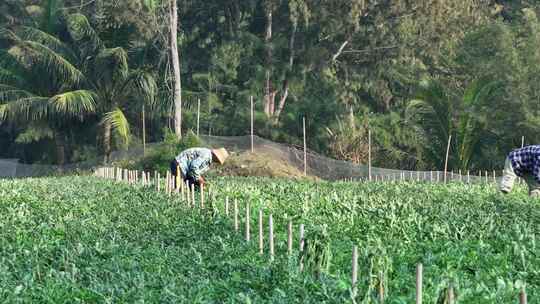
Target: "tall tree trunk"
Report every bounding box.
[264,10,273,117]
[273,22,297,122]
[170,0,182,138]
[55,130,66,167]
[103,120,112,164]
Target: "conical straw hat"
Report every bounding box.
[212,148,229,164]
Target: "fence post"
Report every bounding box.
[416,263,423,304]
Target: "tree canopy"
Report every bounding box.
[1,0,538,171]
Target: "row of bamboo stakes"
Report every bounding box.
[94,167,529,303]
[343,169,504,184]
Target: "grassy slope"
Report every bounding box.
[0,177,539,303]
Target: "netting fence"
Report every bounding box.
[0,135,501,183]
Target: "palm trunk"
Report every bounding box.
[103,120,112,164]
[55,130,66,166]
[170,0,182,138]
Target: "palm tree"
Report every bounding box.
[62,13,157,162]
[0,27,96,165]
[406,77,501,170]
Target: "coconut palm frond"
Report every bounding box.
[49,90,96,118]
[0,96,49,122]
[16,26,78,61]
[65,13,103,55]
[15,122,55,143]
[101,108,130,145]
[12,40,84,86]
[0,84,34,103]
[130,70,157,106]
[93,47,129,85]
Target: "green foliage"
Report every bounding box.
[1,176,538,302]
[125,129,202,172]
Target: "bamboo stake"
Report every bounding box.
[299,223,305,271]
[303,117,307,176]
[416,263,423,304]
[258,209,263,254]
[251,96,254,153]
[225,197,229,216]
[269,214,274,261]
[234,199,238,232]
[287,220,293,255]
[444,135,452,183]
[447,284,454,304]
[368,129,372,181]
[245,202,250,242]
[197,98,200,136]
[520,287,527,304]
[142,104,146,156]
[200,183,204,209]
[352,245,358,286]
[191,183,195,206]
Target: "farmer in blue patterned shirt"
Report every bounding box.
[500,145,540,197]
[171,147,229,189]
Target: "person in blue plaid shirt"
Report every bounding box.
[170,147,229,189]
[500,145,540,197]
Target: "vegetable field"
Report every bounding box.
[0,176,538,303]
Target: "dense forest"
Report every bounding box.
[1,0,539,171]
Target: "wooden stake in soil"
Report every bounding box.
[269,214,274,261]
[200,183,205,209]
[245,202,250,242]
[352,245,358,286]
[191,183,195,206]
[225,197,229,216]
[234,199,239,232]
[522,136,525,148]
[444,135,452,183]
[447,284,455,304]
[416,263,423,304]
[287,220,293,255]
[520,287,527,304]
[299,224,305,271]
[258,209,263,254]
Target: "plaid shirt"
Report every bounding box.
[508,145,540,182]
[175,148,212,180]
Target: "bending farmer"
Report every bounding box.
[171,147,229,189]
[500,145,540,197]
